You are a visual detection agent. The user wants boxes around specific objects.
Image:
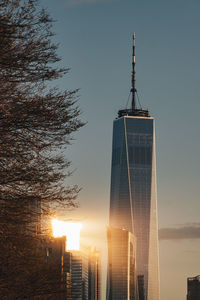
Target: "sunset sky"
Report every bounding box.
[41,0,200,299]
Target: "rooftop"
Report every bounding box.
[118,108,150,118]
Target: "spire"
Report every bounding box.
[118,33,150,118]
[131,32,136,110]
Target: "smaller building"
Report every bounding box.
[26,236,68,299]
[187,275,200,300]
[88,247,101,300]
[106,227,138,300]
[71,250,88,300]
[63,251,72,300]
[70,246,101,300]
[137,275,145,300]
[44,236,68,299]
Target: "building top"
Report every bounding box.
[118,108,149,118]
[188,275,200,282]
[117,33,150,119]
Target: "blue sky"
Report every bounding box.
[41,0,200,299]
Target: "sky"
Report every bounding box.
[41,0,200,299]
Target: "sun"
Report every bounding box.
[52,219,82,251]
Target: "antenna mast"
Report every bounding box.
[118,33,150,118]
[131,32,136,110]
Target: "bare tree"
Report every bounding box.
[0,0,84,298]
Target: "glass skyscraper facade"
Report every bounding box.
[107,227,137,300]
[108,113,160,300]
[70,247,101,300]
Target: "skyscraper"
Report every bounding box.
[107,33,160,300]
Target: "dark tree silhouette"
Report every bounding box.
[0,0,84,298]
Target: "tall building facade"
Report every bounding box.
[88,247,101,300]
[187,275,200,300]
[107,34,160,300]
[71,247,101,300]
[107,227,137,300]
[71,250,89,300]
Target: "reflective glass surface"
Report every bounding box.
[109,116,160,300]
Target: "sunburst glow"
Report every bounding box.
[52,219,82,250]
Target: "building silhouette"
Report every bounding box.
[187,275,200,300]
[107,33,160,300]
[41,236,69,299]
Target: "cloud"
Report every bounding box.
[159,223,200,241]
